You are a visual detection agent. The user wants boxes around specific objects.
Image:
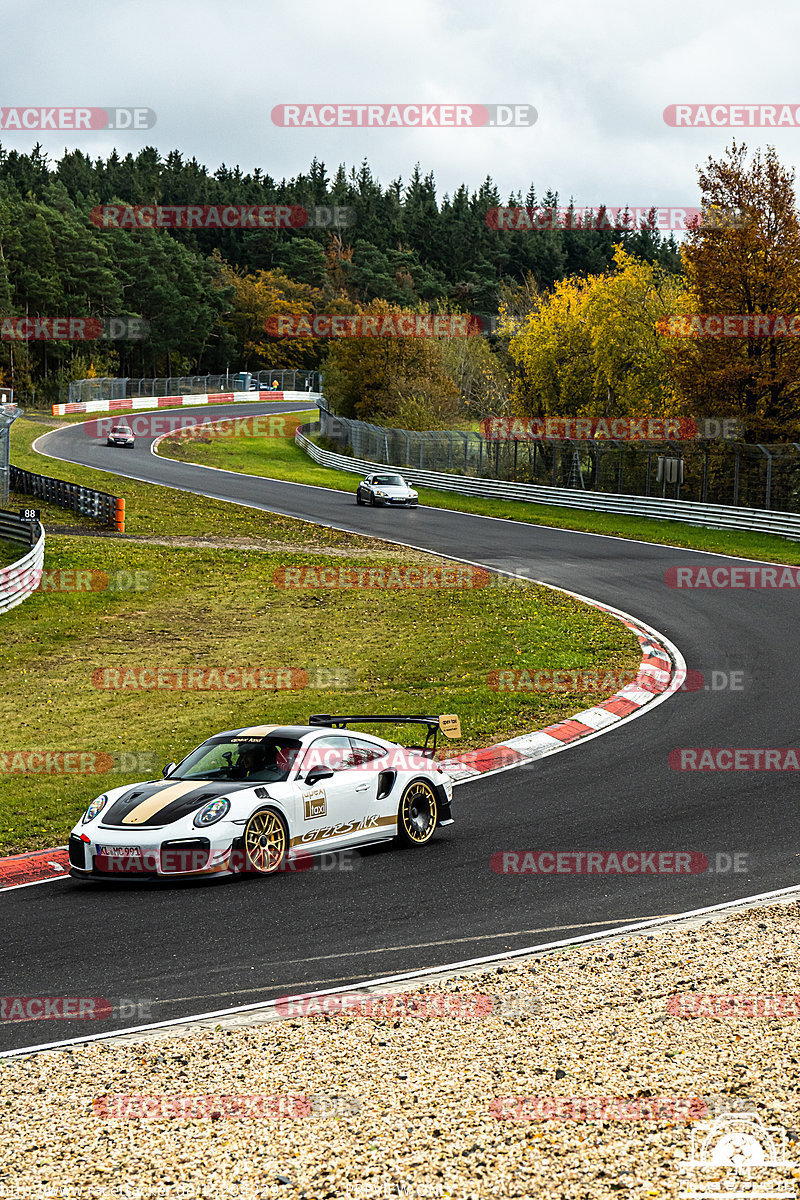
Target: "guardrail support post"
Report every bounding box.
[115,498,126,533]
[756,444,773,510]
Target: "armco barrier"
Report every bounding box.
[0,509,45,614]
[53,389,321,417]
[10,466,124,530]
[295,427,800,539]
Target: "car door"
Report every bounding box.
[291,735,382,853]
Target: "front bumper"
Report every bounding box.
[68,831,239,879]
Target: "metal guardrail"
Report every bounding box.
[315,398,800,513]
[10,466,124,529]
[0,510,45,614]
[296,427,800,539]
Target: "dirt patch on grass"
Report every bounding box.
[42,529,443,561]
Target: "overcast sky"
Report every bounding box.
[7,0,800,209]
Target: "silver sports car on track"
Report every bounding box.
[356,473,418,507]
[69,715,457,881]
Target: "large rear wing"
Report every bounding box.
[308,713,461,758]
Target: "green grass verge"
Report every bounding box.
[0,536,639,855]
[159,411,800,566]
[0,539,24,568]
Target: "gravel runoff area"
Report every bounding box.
[2,895,800,1200]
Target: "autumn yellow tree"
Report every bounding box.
[505,246,684,420]
[668,143,800,440]
[215,260,322,370]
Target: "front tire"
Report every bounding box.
[243,807,289,874]
[356,491,365,505]
[397,779,438,847]
[369,493,376,505]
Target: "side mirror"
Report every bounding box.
[163,762,177,778]
[305,766,334,786]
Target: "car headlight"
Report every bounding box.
[82,794,108,824]
[375,490,388,497]
[410,491,418,498]
[193,798,231,828]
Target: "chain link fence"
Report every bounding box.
[67,370,322,405]
[317,399,800,513]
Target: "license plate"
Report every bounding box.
[98,845,141,858]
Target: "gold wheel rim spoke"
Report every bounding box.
[246,811,285,872]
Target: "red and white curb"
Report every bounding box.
[52,389,320,417]
[0,847,69,891]
[440,585,684,782]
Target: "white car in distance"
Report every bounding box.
[356,473,418,507]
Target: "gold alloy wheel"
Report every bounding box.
[244,808,287,874]
[399,780,438,846]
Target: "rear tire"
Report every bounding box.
[397,779,438,847]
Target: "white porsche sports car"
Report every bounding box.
[69,715,458,881]
[356,473,418,507]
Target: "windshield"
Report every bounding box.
[112,426,132,434]
[374,475,404,486]
[171,736,302,782]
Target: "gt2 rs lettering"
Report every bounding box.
[294,812,388,845]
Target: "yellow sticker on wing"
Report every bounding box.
[438,714,462,739]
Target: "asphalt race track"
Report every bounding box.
[3,401,796,1053]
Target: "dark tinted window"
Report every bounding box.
[348,738,389,766]
[172,737,302,782]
